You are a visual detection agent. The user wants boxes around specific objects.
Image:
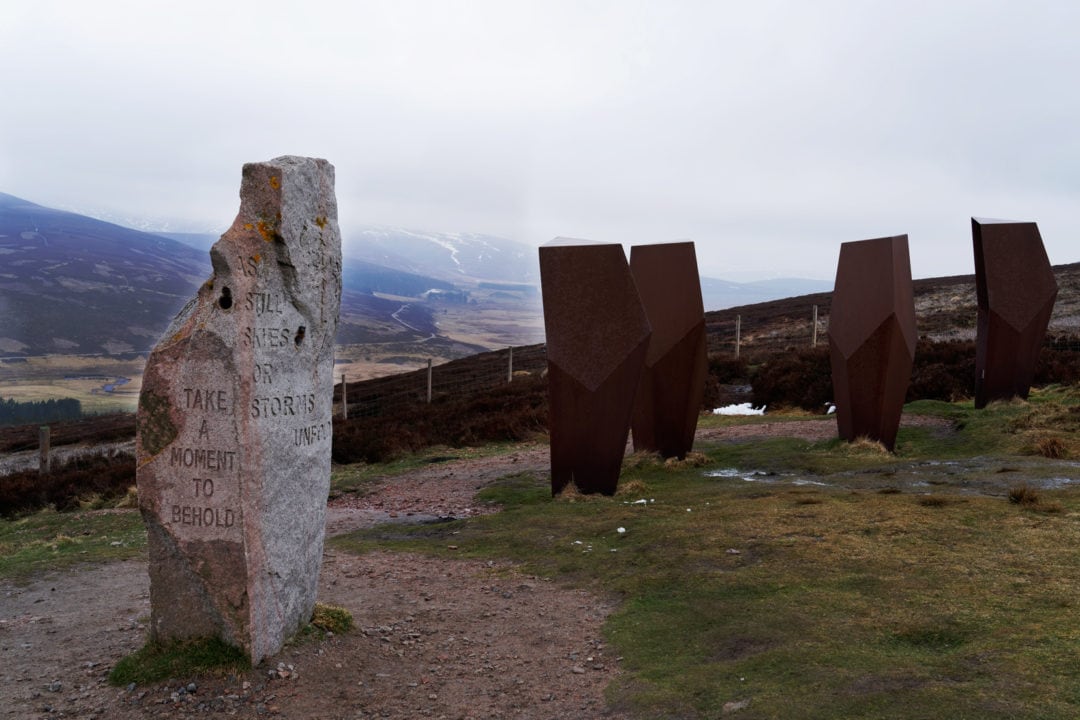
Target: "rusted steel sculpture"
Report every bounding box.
[539,239,651,495]
[972,218,1058,409]
[828,235,916,451]
[629,241,706,459]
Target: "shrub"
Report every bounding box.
[1035,436,1069,459]
[1035,344,1080,386]
[709,356,749,384]
[0,450,135,517]
[750,347,832,412]
[907,341,975,402]
[1008,484,1040,506]
[311,603,354,634]
[333,374,548,464]
[1008,484,1063,514]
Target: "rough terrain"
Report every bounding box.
[1,445,628,720]
[2,416,1069,719]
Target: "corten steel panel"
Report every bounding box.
[540,239,651,495]
[629,242,707,459]
[972,218,1058,409]
[828,235,916,451]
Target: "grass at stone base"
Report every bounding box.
[332,392,1080,719]
[108,637,250,686]
[0,508,146,581]
[108,603,355,686]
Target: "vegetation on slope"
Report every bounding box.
[335,385,1080,719]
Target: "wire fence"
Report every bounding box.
[333,344,548,419]
[1046,335,1080,352]
[330,312,1080,420]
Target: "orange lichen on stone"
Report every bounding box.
[257,221,274,242]
[244,223,254,231]
[269,175,280,190]
[314,216,326,229]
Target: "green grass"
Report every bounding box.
[333,391,1080,719]
[108,637,249,686]
[0,508,146,580]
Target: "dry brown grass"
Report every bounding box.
[918,495,966,508]
[840,437,891,456]
[1035,436,1069,459]
[664,452,710,469]
[1008,484,1064,514]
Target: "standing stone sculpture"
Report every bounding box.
[972,218,1058,408]
[136,156,342,664]
[540,239,651,495]
[629,241,706,459]
[828,235,916,451]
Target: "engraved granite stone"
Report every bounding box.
[629,242,706,459]
[972,218,1058,408]
[540,239,651,495]
[136,156,341,664]
[828,235,916,451]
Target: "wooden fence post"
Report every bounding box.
[812,305,819,347]
[341,374,347,419]
[39,426,50,476]
[507,347,514,383]
[735,315,742,359]
[426,359,433,404]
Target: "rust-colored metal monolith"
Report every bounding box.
[629,242,706,459]
[828,235,916,451]
[972,218,1058,409]
[540,239,651,495]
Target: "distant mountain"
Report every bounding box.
[0,193,832,358]
[0,195,488,358]
[700,276,832,311]
[345,226,835,310]
[0,192,210,356]
[156,232,219,252]
[162,231,459,300]
[345,226,538,285]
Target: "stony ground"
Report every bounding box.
[0,416,986,719]
[1,445,632,720]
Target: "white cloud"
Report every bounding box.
[2,0,1078,280]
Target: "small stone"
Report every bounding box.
[48,681,62,692]
[722,699,751,714]
[571,666,586,674]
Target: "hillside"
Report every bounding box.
[0,195,526,359]
[704,262,1080,358]
[346,226,538,284]
[0,193,210,357]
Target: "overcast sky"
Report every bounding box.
[2,1,1078,281]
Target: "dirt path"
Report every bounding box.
[1,445,629,720]
[0,416,975,719]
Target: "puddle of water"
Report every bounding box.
[704,468,819,485]
[705,468,774,482]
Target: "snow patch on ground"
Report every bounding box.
[712,403,766,416]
